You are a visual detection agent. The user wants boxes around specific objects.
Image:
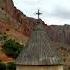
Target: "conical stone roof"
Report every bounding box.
[16,22,63,65]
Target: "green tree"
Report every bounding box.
[3,39,23,58]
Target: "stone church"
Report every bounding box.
[16,21,63,70]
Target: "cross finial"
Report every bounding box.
[36,9,42,19]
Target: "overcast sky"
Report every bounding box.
[13,0,70,25]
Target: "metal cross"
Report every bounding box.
[36,9,42,19]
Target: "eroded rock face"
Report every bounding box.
[46,25,70,45]
[0,0,45,36]
[0,0,14,16]
[1,0,70,45]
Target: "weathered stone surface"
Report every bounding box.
[0,0,14,16]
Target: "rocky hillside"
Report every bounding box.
[47,25,70,45]
[0,0,70,69]
[1,0,70,45]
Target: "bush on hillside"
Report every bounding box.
[2,39,23,58]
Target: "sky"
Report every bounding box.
[13,0,70,25]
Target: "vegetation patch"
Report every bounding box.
[2,39,23,58]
